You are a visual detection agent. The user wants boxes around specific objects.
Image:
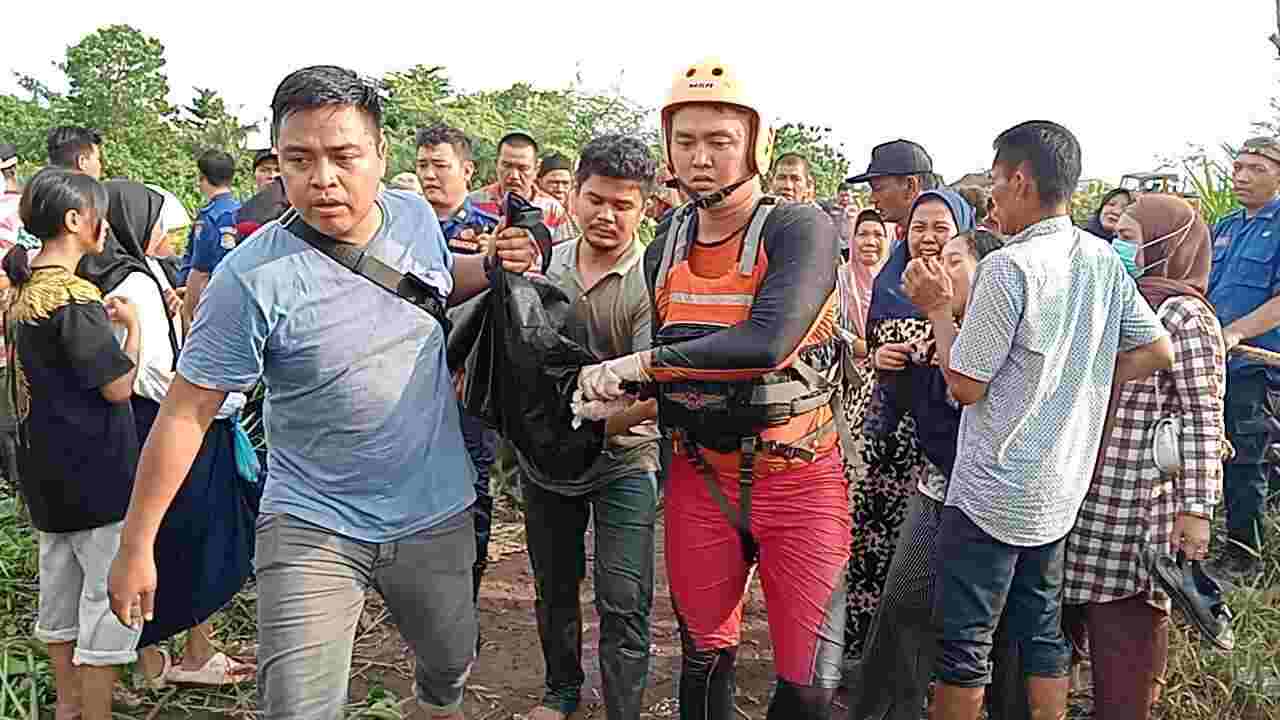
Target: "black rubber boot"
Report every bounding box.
[677,633,738,720]
[767,678,837,720]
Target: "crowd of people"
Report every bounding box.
[0,55,1275,720]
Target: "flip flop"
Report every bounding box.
[1149,548,1235,652]
[165,651,255,686]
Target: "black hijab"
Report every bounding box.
[1084,188,1132,240]
[78,180,161,294]
[78,180,180,362]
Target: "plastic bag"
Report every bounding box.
[233,419,262,485]
[447,268,606,480]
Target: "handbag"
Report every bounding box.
[1151,414,1183,476]
[1151,299,1182,476]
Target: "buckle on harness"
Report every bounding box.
[764,442,817,462]
[738,437,757,486]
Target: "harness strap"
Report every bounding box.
[738,199,777,276]
[747,380,837,418]
[738,435,757,529]
[790,356,834,389]
[684,437,759,564]
[758,417,837,463]
[655,207,691,290]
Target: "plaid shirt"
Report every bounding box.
[1064,295,1225,609]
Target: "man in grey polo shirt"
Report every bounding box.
[904,121,1173,720]
[108,65,540,720]
[516,135,659,720]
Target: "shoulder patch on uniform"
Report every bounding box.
[220,226,239,250]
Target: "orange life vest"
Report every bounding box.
[652,197,841,476]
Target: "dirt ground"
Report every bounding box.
[350,512,796,720]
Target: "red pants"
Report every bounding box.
[665,449,850,686]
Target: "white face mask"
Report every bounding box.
[1135,214,1195,278]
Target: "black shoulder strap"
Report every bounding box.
[280,209,450,335]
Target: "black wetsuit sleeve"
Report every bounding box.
[645,204,838,379]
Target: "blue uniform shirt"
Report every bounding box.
[1207,196,1280,379]
[438,196,499,253]
[188,191,243,277]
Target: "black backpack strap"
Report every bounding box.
[281,209,450,336]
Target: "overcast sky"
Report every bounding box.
[3,1,1277,183]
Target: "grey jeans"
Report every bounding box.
[254,511,477,719]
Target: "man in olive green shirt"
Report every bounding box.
[516,135,659,720]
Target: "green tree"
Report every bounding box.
[60,25,173,134]
[380,66,657,186]
[177,87,260,201]
[54,25,200,209]
[1071,179,1112,226]
[0,91,55,179]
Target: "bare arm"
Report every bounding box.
[449,254,490,306]
[1222,294,1280,349]
[1113,336,1175,384]
[184,270,210,329]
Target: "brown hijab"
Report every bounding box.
[1127,194,1213,311]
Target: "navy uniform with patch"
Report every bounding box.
[188,191,243,278]
[1207,195,1280,558]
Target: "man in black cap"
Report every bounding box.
[537,152,574,208]
[847,139,938,243]
[252,149,280,189]
[537,152,578,238]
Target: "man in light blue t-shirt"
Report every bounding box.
[107,66,540,720]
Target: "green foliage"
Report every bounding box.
[380,64,658,186]
[0,93,55,181]
[0,496,49,719]
[1071,179,1113,227]
[1157,514,1280,720]
[60,25,172,129]
[0,24,261,216]
[1181,152,1241,227]
[771,122,850,200]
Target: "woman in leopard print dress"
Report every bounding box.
[835,209,892,492]
[843,195,963,675]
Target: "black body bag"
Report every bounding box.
[446,193,605,480]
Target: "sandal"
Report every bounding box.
[133,647,170,691]
[165,651,255,687]
[1149,548,1235,651]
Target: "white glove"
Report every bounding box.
[570,389,636,429]
[577,353,651,402]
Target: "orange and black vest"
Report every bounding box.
[652,197,841,461]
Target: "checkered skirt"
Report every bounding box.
[1064,296,1225,610]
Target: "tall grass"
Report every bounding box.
[0,496,49,720]
[1183,154,1242,228]
[1157,513,1280,719]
